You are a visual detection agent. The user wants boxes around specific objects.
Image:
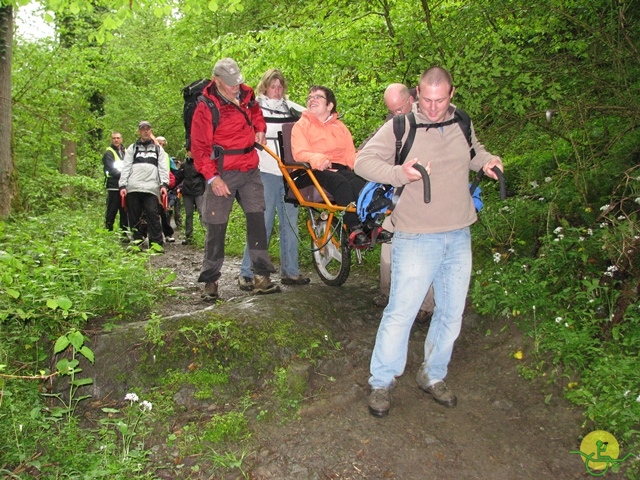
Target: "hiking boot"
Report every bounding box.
[201,281,219,302]
[181,237,193,245]
[415,310,433,324]
[237,275,254,291]
[416,371,457,408]
[253,275,281,295]
[368,388,392,417]
[281,275,311,286]
[166,236,175,243]
[372,294,389,308]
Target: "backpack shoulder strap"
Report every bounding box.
[454,108,475,159]
[393,112,416,165]
[198,95,220,130]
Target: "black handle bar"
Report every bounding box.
[412,163,431,203]
[469,166,506,200]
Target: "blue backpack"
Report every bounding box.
[356,109,482,229]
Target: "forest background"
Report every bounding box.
[0,0,639,477]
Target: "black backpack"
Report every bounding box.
[182,79,220,150]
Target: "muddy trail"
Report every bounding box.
[126,238,605,479]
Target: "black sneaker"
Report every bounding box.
[368,388,391,417]
[281,275,311,286]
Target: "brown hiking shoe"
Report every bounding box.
[237,275,253,291]
[368,388,391,417]
[201,281,219,302]
[253,275,280,295]
[416,369,457,408]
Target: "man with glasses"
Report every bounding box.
[190,58,280,302]
[103,131,127,232]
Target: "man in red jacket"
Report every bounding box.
[190,58,280,302]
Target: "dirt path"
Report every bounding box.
[148,240,606,480]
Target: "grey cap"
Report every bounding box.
[213,58,244,86]
[138,120,151,129]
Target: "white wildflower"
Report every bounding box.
[555,317,562,324]
[618,215,625,221]
[538,197,545,201]
[545,177,552,183]
[637,395,640,402]
[493,252,501,263]
[624,390,630,397]
[565,322,569,328]
[587,229,593,236]
[124,393,139,403]
[600,222,608,228]
[635,197,640,205]
[557,234,564,240]
[578,237,585,242]
[140,400,153,412]
[604,265,618,277]
[530,181,539,189]
[599,204,610,211]
[554,238,560,242]
[554,227,563,234]
[508,248,515,253]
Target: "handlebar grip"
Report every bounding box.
[412,163,431,204]
[469,167,506,201]
[492,166,506,200]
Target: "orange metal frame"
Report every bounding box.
[260,144,356,250]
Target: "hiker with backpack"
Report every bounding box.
[103,131,127,232]
[119,121,170,249]
[355,67,504,417]
[190,57,280,302]
[173,150,205,245]
[237,68,310,291]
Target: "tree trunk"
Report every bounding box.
[0,5,13,219]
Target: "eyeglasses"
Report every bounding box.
[306,94,326,103]
[388,97,411,115]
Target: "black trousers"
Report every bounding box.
[295,167,366,230]
[105,190,128,231]
[126,192,164,246]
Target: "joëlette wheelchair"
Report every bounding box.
[257,123,505,287]
[257,123,430,287]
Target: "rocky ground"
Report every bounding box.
[133,237,614,480]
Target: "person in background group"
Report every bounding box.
[368,83,435,324]
[155,136,177,242]
[190,57,281,301]
[174,149,205,245]
[355,67,504,417]
[157,136,183,230]
[119,121,169,249]
[290,85,370,246]
[103,131,127,232]
[238,68,310,291]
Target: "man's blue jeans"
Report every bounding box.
[369,227,472,389]
[241,172,301,279]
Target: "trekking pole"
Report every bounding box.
[412,163,431,203]
[470,166,506,200]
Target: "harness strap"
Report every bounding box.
[210,144,257,174]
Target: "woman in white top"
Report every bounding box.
[238,69,310,289]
